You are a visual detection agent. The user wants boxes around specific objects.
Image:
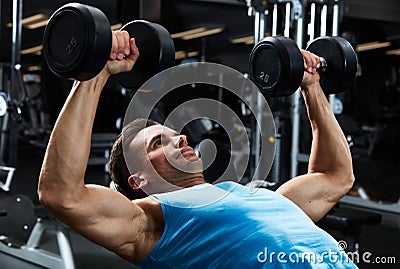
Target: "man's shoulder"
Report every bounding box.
[133,196,162,215]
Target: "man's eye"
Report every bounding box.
[154,139,162,147]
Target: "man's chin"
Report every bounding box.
[176,159,203,174]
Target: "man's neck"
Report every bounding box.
[178,174,207,188]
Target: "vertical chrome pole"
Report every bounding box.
[308,2,316,43]
[8,0,23,167]
[290,3,304,179]
[332,0,340,36]
[320,4,328,36]
[11,0,22,100]
[272,2,291,184]
[254,9,266,179]
[284,3,291,38]
[254,11,267,45]
[329,0,340,109]
[272,3,278,36]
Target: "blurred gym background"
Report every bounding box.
[0,1,399,268]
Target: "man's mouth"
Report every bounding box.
[180,147,195,155]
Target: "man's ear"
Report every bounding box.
[128,174,147,190]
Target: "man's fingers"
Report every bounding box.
[302,50,313,73]
[310,52,319,72]
[111,32,118,60]
[302,50,320,73]
[106,34,139,75]
[126,38,139,64]
[310,56,317,73]
[110,31,136,63]
[120,31,131,56]
[115,32,125,60]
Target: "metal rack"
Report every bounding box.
[245,0,303,182]
[244,0,344,180]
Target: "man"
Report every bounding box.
[38,31,356,268]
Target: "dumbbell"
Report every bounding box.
[249,36,358,97]
[42,3,175,89]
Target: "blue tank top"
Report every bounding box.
[137,182,357,268]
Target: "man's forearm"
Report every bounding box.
[38,70,110,205]
[301,82,354,181]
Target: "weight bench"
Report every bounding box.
[317,204,382,253]
[0,194,76,269]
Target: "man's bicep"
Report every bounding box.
[276,173,338,222]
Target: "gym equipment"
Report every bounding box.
[0,166,15,192]
[249,36,358,97]
[0,194,36,243]
[317,205,381,253]
[43,3,175,89]
[0,197,75,269]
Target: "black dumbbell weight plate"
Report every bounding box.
[249,36,304,97]
[307,36,358,94]
[43,3,112,81]
[113,20,175,90]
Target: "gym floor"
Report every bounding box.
[1,141,399,269]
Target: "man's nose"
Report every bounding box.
[175,135,188,148]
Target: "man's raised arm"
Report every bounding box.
[38,32,152,262]
[277,51,355,222]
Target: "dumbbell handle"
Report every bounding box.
[318,57,327,73]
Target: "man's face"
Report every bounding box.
[129,124,204,190]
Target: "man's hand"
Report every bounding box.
[300,50,320,89]
[104,31,140,76]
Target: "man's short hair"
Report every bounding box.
[109,118,159,200]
